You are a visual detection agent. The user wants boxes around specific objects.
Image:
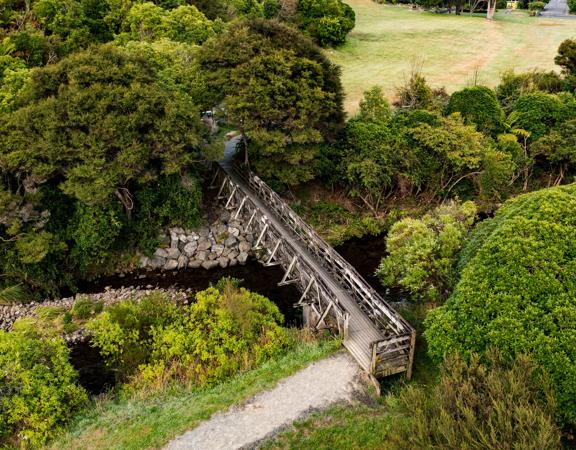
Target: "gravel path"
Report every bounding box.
[165,353,365,450]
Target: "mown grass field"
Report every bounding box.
[329,0,576,112]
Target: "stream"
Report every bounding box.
[72,233,392,394]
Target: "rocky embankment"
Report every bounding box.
[139,210,253,271]
[0,287,190,342]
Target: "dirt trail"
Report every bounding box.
[164,353,365,450]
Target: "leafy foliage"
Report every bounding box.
[0,329,87,448]
[446,85,505,136]
[198,19,345,185]
[378,201,477,302]
[425,184,576,424]
[88,281,288,388]
[297,0,355,47]
[387,352,562,450]
[555,39,576,88]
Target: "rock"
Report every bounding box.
[202,260,219,270]
[195,251,208,262]
[218,257,229,268]
[228,227,240,237]
[170,231,179,248]
[188,232,200,241]
[160,234,171,245]
[199,227,210,237]
[149,257,166,269]
[239,241,251,253]
[179,234,188,243]
[246,234,254,243]
[177,255,188,269]
[220,210,231,222]
[188,260,202,269]
[164,259,179,271]
[224,236,238,248]
[183,242,197,257]
[217,224,228,235]
[228,250,239,260]
[139,256,150,268]
[208,252,218,261]
[166,247,181,259]
[238,252,249,265]
[211,244,225,256]
[197,238,211,252]
[154,248,169,258]
[229,258,238,267]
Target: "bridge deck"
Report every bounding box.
[222,162,388,372]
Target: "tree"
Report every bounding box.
[532,119,576,185]
[357,86,392,124]
[378,201,477,302]
[297,0,355,47]
[508,92,566,141]
[425,184,576,425]
[198,19,345,185]
[446,86,505,136]
[555,39,576,89]
[0,44,205,214]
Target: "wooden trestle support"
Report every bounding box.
[212,163,416,379]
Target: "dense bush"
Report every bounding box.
[555,39,576,89]
[446,86,505,136]
[88,281,288,387]
[496,69,566,114]
[508,92,567,140]
[378,201,477,302]
[198,19,345,185]
[387,352,562,450]
[297,0,356,47]
[0,44,205,295]
[425,184,576,424]
[0,330,87,448]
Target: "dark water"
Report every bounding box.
[71,234,391,394]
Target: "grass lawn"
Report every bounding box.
[48,338,340,450]
[330,0,576,113]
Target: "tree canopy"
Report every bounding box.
[425,184,576,425]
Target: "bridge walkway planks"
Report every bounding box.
[220,161,388,373]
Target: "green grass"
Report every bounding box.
[329,0,576,112]
[48,338,340,450]
[262,304,440,450]
[261,400,399,450]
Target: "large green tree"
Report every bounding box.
[198,19,345,185]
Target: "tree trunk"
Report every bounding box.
[456,0,463,14]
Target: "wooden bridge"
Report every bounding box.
[213,158,416,379]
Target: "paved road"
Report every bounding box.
[540,0,570,17]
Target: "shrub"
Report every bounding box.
[528,1,546,9]
[297,0,356,47]
[555,39,576,88]
[0,330,87,448]
[446,86,505,136]
[508,92,566,140]
[138,280,288,387]
[496,70,565,114]
[387,352,562,450]
[87,292,181,380]
[378,201,477,302]
[87,281,288,388]
[425,184,576,424]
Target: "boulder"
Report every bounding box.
[218,257,229,268]
[183,242,197,257]
[188,259,202,269]
[239,241,251,253]
[224,236,238,248]
[195,250,208,261]
[166,247,181,260]
[238,252,249,265]
[197,238,211,252]
[154,248,169,258]
[202,260,219,270]
[164,259,179,271]
[211,244,225,256]
[177,255,188,269]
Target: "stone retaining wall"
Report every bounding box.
[139,210,253,271]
